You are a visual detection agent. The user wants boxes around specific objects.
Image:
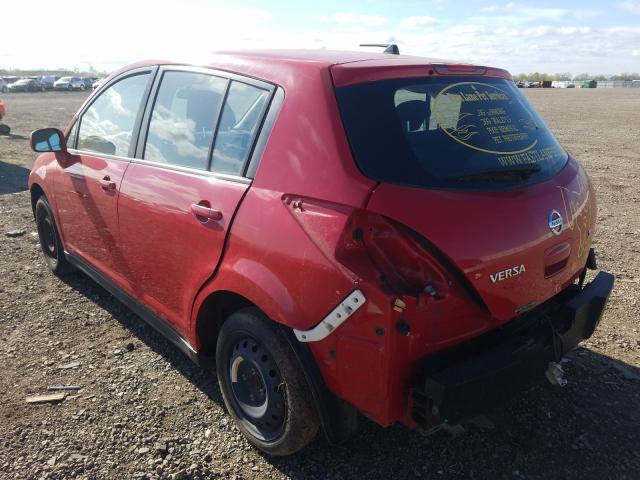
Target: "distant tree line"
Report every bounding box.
[513,72,639,82]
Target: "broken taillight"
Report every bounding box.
[283,196,450,297]
[335,210,449,297]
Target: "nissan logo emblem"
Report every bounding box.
[548,209,563,235]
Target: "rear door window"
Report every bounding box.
[210,81,270,176]
[336,76,568,190]
[77,73,150,157]
[143,71,228,170]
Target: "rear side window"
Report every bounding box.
[336,76,567,190]
[77,73,150,156]
[143,71,227,170]
[211,81,270,176]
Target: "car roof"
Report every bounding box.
[112,50,510,88]
[114,49,472,88]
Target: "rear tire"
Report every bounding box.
[216,308,319,456]
[35,196,75,276]
[0,124,9,135]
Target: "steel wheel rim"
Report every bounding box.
[38,216,56,258]
[228,336,286,441]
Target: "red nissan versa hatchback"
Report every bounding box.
[28,50,614,455]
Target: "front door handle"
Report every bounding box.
[99,176,116,191]
[191,203,223,221]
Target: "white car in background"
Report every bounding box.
[54,77,86,91]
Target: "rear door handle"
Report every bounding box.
[191,203,223,221]
[99,176,116,191]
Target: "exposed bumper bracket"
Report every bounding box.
[293,289,366,342]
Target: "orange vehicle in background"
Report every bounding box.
[0,98,10,135]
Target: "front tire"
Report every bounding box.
[216,308,319,456]
[35,196,75,275]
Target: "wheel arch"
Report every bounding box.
[30,183,46,216]
[192,287,358,445]
[194,290,255,356]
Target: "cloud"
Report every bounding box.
[620,0,640,13]
[392,24,640,74]
[473,2,603,24]
[0,2,274,70]
[446,25,488,36]
[399,16,438,29]
[328,12,387,28]
[0,0,638,76]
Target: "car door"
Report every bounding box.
[118,67,273,333]
[54,69,154,285]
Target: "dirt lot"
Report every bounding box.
[0,90,638,480]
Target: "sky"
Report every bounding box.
[2,0,639,75]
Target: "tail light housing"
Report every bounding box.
[283,196,450,298]
[335,210,449,297]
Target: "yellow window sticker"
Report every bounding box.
[432,82,540,157]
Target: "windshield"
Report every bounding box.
[58,77,72,82]
[335,76,568,190]
[15,79,31,85]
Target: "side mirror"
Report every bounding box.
[30,128,66,153]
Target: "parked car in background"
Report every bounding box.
[2,76,20,86]
[28,50,614,456]
[7,78,44,92]
[0,78,7,93]
[39,76,57,90]
[0,98,9,135]
[82,77,96,90]
[54,76,85,91]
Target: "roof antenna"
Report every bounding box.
[360,43,400,55]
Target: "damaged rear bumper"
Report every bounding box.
[412,270,615,429]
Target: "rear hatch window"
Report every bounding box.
[335,76,568,190]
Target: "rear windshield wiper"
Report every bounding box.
[447,165,542,182]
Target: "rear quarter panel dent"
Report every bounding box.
[191,188,360,335]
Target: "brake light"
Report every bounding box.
[433,64,486,75]
[335,210,449,297]
[432,64,511,80]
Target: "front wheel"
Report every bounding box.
[216,308,320,456]
[35,196,75,275]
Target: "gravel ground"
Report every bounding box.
[0,90,639,480]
